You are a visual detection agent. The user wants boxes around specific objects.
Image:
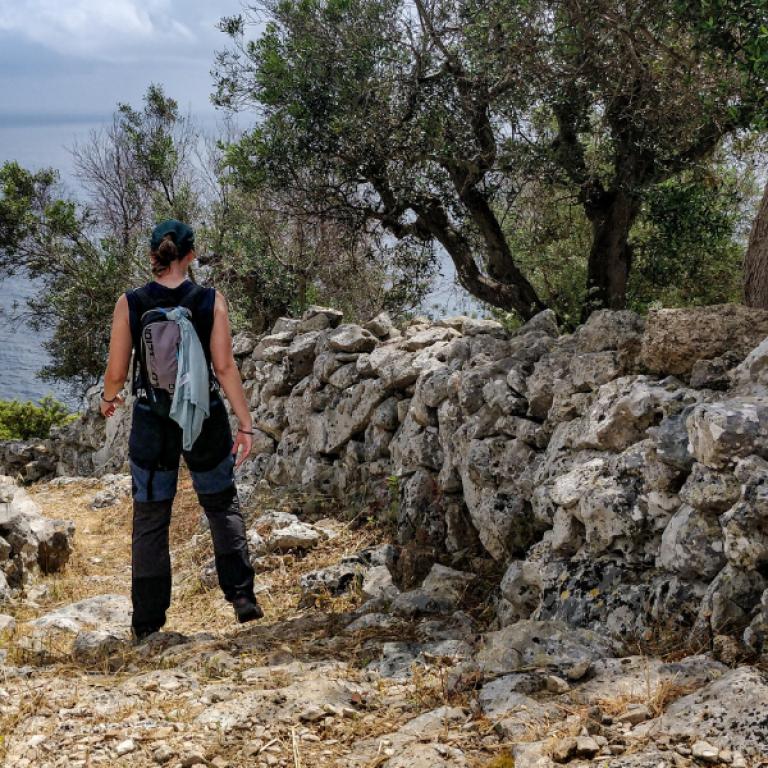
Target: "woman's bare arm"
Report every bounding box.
[210,290,253,465]
[100,294,132,416]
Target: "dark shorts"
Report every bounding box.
[128,393,235,501]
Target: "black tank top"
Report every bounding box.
[125,279,217,396]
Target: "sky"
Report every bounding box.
[0,0,253,181]
[0,0,243,121]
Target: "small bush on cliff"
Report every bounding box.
[0,396,76,441]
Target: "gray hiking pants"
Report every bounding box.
[128,394,255,633]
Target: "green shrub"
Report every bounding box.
[0,395,76,441]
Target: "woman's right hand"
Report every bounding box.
[231,428,253,468]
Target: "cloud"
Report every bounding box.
[0,0,200,60]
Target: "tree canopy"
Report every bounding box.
[214,0,764,320]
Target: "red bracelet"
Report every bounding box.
[238,428,255,435]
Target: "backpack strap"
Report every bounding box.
[177,283,206,311]
[128,287,154,397]
[179,284,220,394]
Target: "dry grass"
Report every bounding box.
[11,470,383,640]
[590,663,698,720]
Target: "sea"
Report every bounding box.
[0,113,106,406]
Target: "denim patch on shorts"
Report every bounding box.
[130,459,179,502]
[190,452,236,495]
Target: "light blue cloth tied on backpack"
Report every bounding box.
[161,306,210,450]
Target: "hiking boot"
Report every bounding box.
[131,625,161,645]
[233,595,264,623]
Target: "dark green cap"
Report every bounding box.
[150,219,195,256]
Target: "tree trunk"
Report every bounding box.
[412,200,547,321]
[744,180,768,308]
[582,191,640,321]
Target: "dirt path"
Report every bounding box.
[0,476,506,768]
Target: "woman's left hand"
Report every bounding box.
[100,394,124,418]
[231,429,253,468]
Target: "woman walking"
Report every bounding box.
[99,219,263,642]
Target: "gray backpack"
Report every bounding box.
[134,285,208,417]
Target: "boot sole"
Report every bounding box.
[235,605,264,623]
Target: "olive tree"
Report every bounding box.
[214,0,759,319]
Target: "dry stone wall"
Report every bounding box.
[231,303,768,652]
[7,302,768,653]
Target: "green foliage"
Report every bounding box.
[489,164,749,328]
[500,184,592,329]
[0,160,141,394]
[676,1,768,118]
[1,81,434,397]
[115,84,199,223]
[200,197,301,332]
[199,142,436,333]
[0,85,203,395]
[628,170,746,311]
[0,396,76,441]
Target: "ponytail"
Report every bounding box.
[151,234,179,276]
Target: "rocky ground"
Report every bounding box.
[0,473,766,768]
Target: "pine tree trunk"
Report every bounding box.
[744,181,768,309]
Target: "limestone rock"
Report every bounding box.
[654,408,696,470]
[461,317,507,337]
[687,400,768,468]
[284,332,321,380]
[498,560,541,624]
[658,505,725,580]
[641,304,768,375]
[519,309,560,338]
[328,324,377,353]
[569,351,623,392]
[271,316,300,335]
[396,470,447,547]
[656,666,768,758]
[690,351,742,390]
[232,332,258,356]
[368,346,419,390]
[420,564,476,603]
[391,589,456,618]
[573,309,644,355]
[307,379,386,454]
[575,377,689,453]
[268,522,321,552]
[91,473,132,508]
[696,564,766,637]
[72,629,132,664]
[362,565,399,601]
[475,620,616,675]
[364,311,395,338]
[389,416,442,472]
[32,517,75,574]
[402,326,461,351]
[678,463,740,513]
[300,562,365,596]
[297,305,343,332]
[743,588,768,654]
[20,594,131,660]
[720,500,768,569]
